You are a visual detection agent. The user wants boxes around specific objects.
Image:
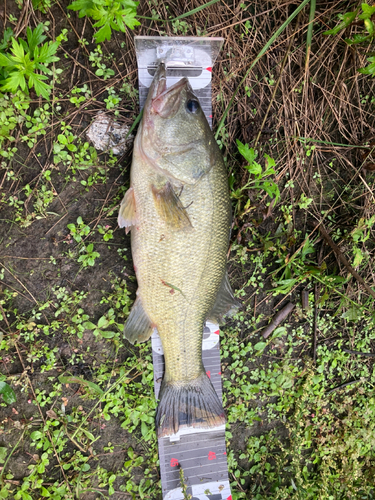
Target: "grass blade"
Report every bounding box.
[305,0,316,70]
[172,0,221,21]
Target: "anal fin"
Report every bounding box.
[206,270,240,325]
[152,182,192,230]
[118,187,137,234]
[124,297,153,344]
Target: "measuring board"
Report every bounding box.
[134,36,232,500]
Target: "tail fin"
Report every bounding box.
[155,372,225,437]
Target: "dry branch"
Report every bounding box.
[261,302,295,339]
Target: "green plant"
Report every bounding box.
[88,46,115,79]
[69,84,91,107]
[77,243,100,268]
[0,24,61,98]
[0,91,30,149]
[68,0,140,43]
[324,3,375,76]
[230,140,280,216]
[67,217,91,243]
[0,375,16,405]
[104,86,121,110]
[83,307,123,339]
[97,224,114,241]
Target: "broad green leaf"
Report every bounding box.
[58,375,104,395]
[68,0,95,16]
[0,447,7,463]
[236,139,257,165]
[1,73,21,93]
[323,10,357,35]
[37,41,60,64]
[83,321,97,330]
[0,381,16,404]
[260,180,280,201]
[254,341,267,351]
[359,60,375,76]
[364,19,374,35]
[81,428,95,441]
[30,431,43,440]
[37,462,46,474]
[359,3,375,19]
[0,53,15,68]
[122,10,141,29]
[27,24,47,56]
[58,134,67,145]
[10,38,25,62]
[99,330,116,338]
[141,421,149,438]
[97,316,109,328]
[345,33,372,45]
[0,27,14,51]
[28,73,51,99]
[264,154,276,169]
[94,23,112,43]
[341,305,362,321]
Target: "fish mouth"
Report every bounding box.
[149,63,167,100]
[147,63,190,118]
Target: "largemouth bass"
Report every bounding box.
[118,64,238,437]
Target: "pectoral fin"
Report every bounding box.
[118,187,137,234]
[124,297,153,344]
[152,182,192,230]
[206,271,240,325]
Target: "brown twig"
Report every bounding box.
[301,290,309,310]
[343,349,375,357]
[326,379,362,394]
[261,302,295,339]
[317,224,375,301]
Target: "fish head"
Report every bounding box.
[139,63,215,184]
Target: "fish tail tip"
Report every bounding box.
[155,372,225,438]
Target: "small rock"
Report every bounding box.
[86,112,133,155]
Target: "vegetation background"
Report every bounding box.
[1,0,375,498]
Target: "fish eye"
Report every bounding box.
[186,99,200,113]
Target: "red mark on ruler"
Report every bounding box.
[214,330,220,335]
[206,371,211,378]
[206,67,212,72]
[227,496,232,500]
[208,451,216,460]
[170,458,179,467]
